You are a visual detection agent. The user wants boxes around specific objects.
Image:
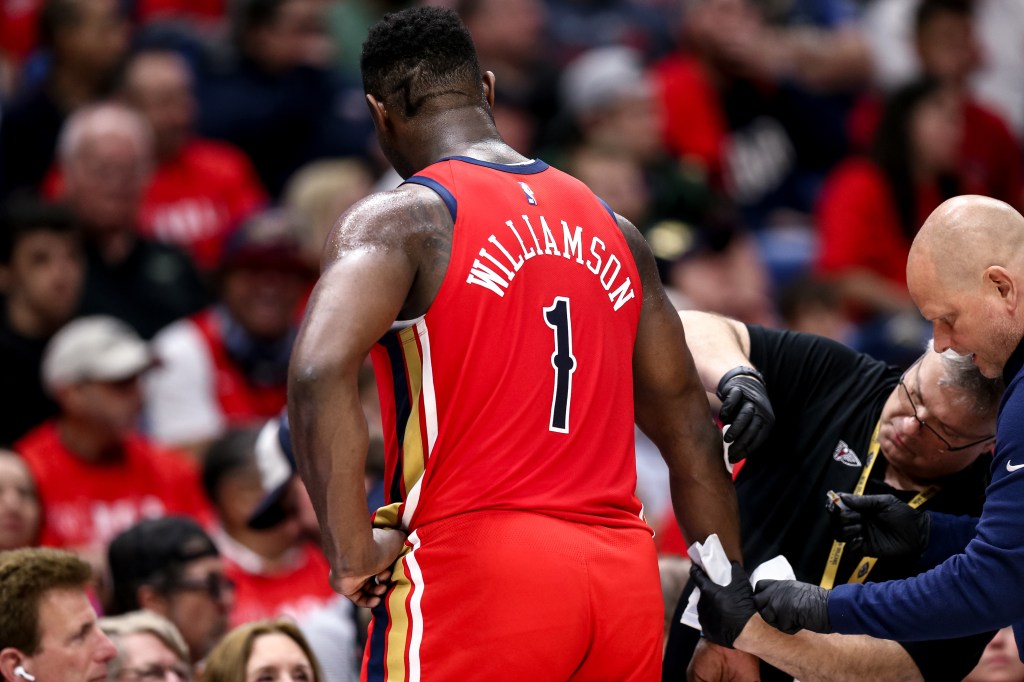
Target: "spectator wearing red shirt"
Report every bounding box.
[848,0,1023,210]
[120,48,268,272]
[15,316,210,570]
[144,209,312,455]
[817,77,968,364]
[817,78,965,311]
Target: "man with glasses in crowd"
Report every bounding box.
[107,517,234,668]
[665,310,1003,682]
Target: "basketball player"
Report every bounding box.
[288,7,740,681]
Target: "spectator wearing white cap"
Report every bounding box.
[14,315,210,570]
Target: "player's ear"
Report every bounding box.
[365,94,389,130]
[482,71,496,109]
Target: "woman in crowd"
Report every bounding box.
[0,449,39,551]
[202,619,323,682]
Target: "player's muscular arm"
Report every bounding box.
[618,215,741,560]
[677,310,753,393]
[735,617,923,682]
[289,186,452,607]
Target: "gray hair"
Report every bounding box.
[100,610,191,680]
[925,339,1004,417]
[57,102,154,167]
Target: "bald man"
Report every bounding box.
[694,195,1024,663]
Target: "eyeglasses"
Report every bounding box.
[169,573,235,601]
[898,361,995,452]
[117,663,193,682]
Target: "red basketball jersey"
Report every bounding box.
[369,157,647,534]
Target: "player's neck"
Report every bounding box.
[414,109,528,169]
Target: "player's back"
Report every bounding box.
[370,157,647,533]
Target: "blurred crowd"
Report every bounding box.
[1,0,1023,679]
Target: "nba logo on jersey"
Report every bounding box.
[518,181,538,205]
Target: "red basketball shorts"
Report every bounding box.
[360,510,663,682]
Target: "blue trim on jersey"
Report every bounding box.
[596,197,617,224]
[404,176,458,223]
[365,600,388,682]
[438,156,550,175]
[379,333,410,504]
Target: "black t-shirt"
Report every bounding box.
[0,305,58,446]
[665,326,993,682]
[78,236,208,340]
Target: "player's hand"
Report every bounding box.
[753,580,830,634]
[687,639,762,682]
[828,492,930,560]
[330,528,408,608]
[716,367,774,462]
[689,562,758,648]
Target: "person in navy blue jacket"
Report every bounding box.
[690,194,1024,665]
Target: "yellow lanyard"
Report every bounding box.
[819,422,941,589]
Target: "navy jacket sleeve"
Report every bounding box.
[919,512,980,569]
[828,382,1024,643]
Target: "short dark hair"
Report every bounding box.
[0,195,76,265]
[232,0,286,53]
[107,517,219,614]
[915,0,972,35]
[0,548,92,653]
[37,0,83,49]
[203,427,261,508]
[360,6,484,118]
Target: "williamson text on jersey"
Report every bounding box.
[465,213,636,311]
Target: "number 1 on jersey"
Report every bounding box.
[543,296,577,433]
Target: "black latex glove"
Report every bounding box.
[828,492,931,560]
[716,367,774,463]
[689,562,758,648]
[754,580,830,634]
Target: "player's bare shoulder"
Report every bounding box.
[323,183,452,264]
[611,212,659,306]
[323,183,454,316]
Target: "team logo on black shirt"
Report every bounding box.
[832,440,862,468]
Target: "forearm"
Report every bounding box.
[677,310,752,393]
[648,392,741,560]
[919,512,979,569]
[736,617,922,682]
[289,360,379,576]
[787,26,872,91]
